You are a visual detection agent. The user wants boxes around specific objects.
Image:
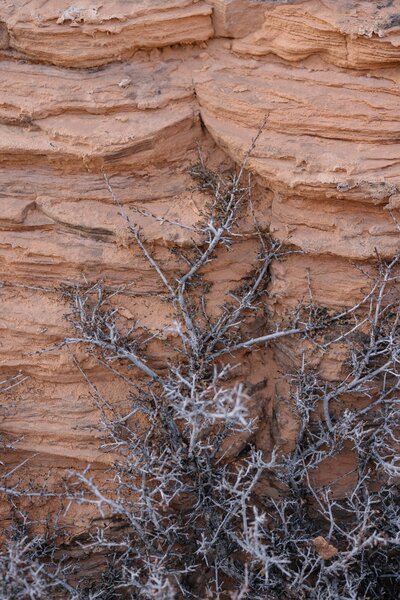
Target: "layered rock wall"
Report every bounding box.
[1,0,399,530]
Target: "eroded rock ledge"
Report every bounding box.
[0,0,399,531]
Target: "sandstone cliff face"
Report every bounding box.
[0,0,399,531]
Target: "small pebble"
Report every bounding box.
[118,77,132,88]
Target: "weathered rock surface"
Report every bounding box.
[1,1,213,67]
[233,0,400,69]
[1,0,399,528]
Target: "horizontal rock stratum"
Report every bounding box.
[0,0,399,539]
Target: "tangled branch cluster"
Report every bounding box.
[0,147,399,599]
[0,512,76,599]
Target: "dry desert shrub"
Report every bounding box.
[0,139,399,599]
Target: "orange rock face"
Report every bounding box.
[0,0,399,531]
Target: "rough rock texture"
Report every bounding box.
[1,0,399,529]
